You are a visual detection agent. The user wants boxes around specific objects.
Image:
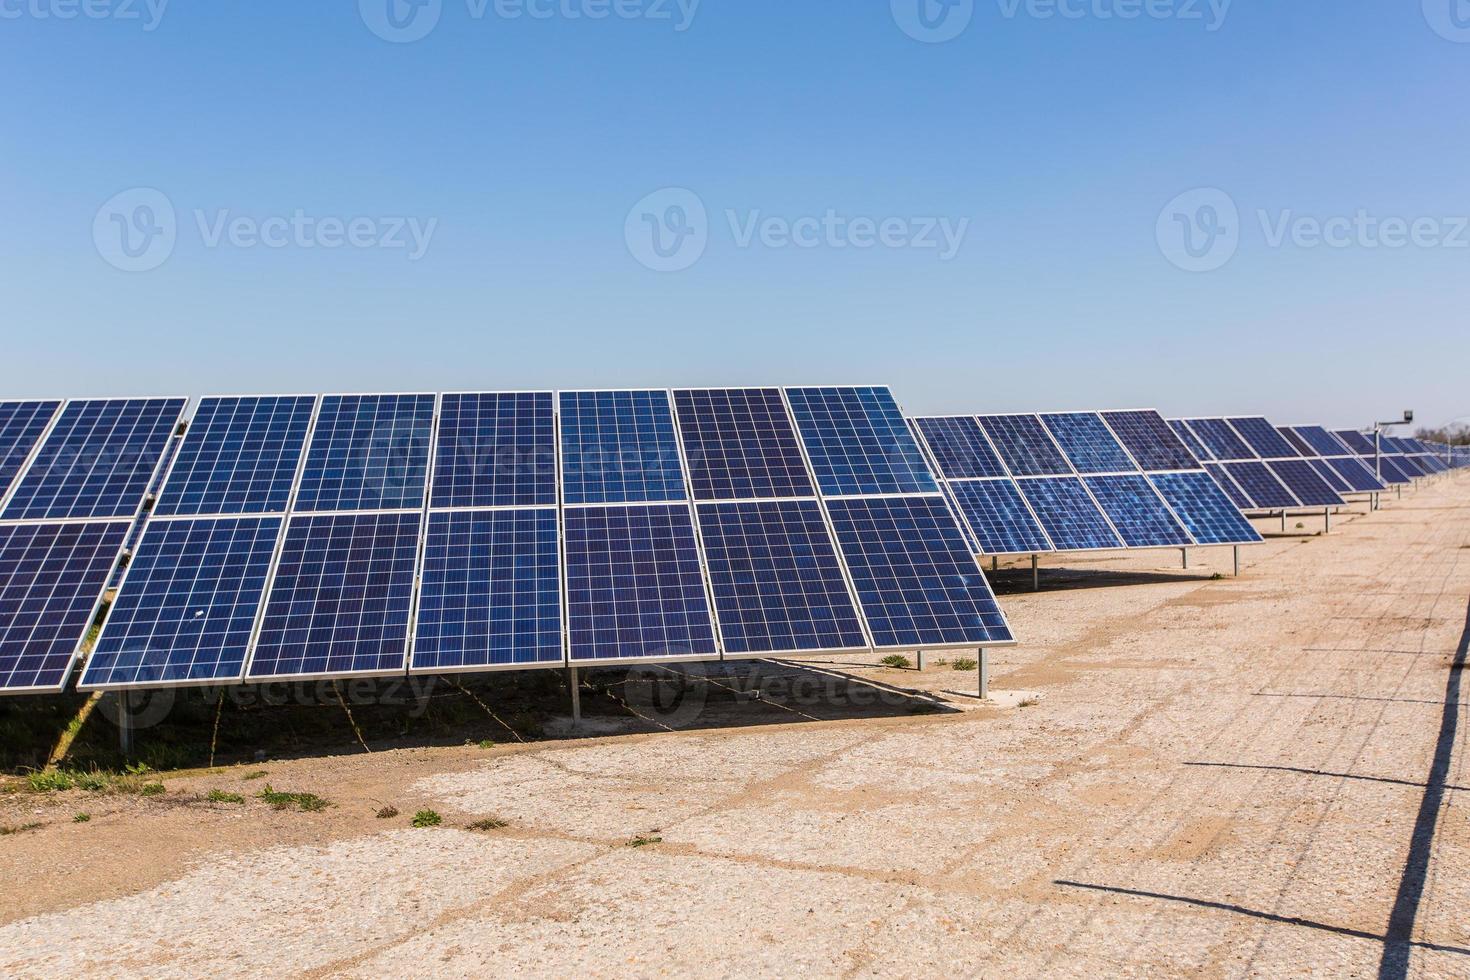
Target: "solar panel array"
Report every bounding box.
[911,410,1261,557]
[1171,417,1349,511]
[1329,431,1449,482]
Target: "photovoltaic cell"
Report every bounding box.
[947,479,1054,556]
[1335,430,1377,456]
[913,417,1008,479]
[248,512,420,679]
[1187,419,1257,461]
[1294,426,1353,458]
[1222,462,1298,508]
[824,496,1011,648]
[976,415,1072,477]
[1203,463,1253,509]
[1101,411,1201,472]
[1170,420,1214,462]
[1149,472,1263,545]
[2,398,184,521]
[1307,459,1352,494]
[413,509,563,670]
[82,517,281,688]
[673,389,814,500]
[431,392,556,508]
[1326,457,1386,493]
[785,387,937,496]
[0,521,128,692]
[696,499,867,654]
[0,400,60,500]
[1374,456,1414,485]
[1266,460,1343,506]
[563,504,717,661]
[1229,417,1299,460]
[1042,413,1137,474]
[153,396,316,517]
[1278,427,1319,458]
[1016,477,1124,551]
[559,390,688,505]
[294,395,433,512]
[1083,475,1192,547]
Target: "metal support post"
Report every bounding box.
[978,648,989,700]
[1324,507,1331,533]
[1181,548,1188,570]
[1031,554,1039,591]
[1233,545,1240,577]
[915,650,926,671]
[567,666,581,726]
[1281,511,1287,533]
[117,691,134,758]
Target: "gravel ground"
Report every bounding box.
[0,477,1466,977]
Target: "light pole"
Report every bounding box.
[1372,410,1414,480]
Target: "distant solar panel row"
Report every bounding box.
[1171,417,1350,510]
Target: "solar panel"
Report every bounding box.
[2,398,184,521]
[563,504,718,661]
[247,512,420,680]
[1307,458,1353,494]
[673,388,814,500]
[1169,420,1215,462]
[946,479,1054,556]
[1325,456,1387,492]
[81,517,281,688]
[1335,429,1377,455]
[1149,473,1263,545]
[0,400,60,502]
[0,521,129,693]
[976,415,1072,476]
[1293,426,1354,458]
[1228,417,1300,460]
[1016,477,1124,551]
[1100,411,1201,472]
[412,509,563,671]
[1040,413,1136,474]
[293,394,433,512]
[1202,463,1254,509]
[1222,461,1299,508]
[1185,419,1257,462]
[1265,460,1342,507]
[912,417,1008,479]
[559,390,688,505]
[824,496,1011,648]
[153,396,316,517]
[1374,455,1415,485]
[1083,475,1192,548]
[431,392,556,509]
[696,499,867,654]
[785,387,937,495]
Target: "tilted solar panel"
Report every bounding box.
[1265,460,1343,507]
[976,415,1072,477]
[1169,420,1214,462]
[1016,477,1124,551]
[0,400,61,502]
[1278,427,1319,458]
[785,387,937,495]
[946,479,1054,556]
[1202,463,1253,509]
[0,521,129,693]
[1307,459,1353,495]
[1228,417,1300,460]
[154,396,316,517]
[1186,419,1257,462]
[1100,411,1200,472]
[2,398,185,521]
[1325,456,1387,492]
[912,416,1008,479]
[294,395,434,512]
[1334,429,1377,456]
[1223,461,1299,508]
[431,392,556,508]
[673,388,814,500]
[1292,426,1353,458]
[1041,413,1136,474]
[559,390,688,505]
[1149,473,1263,545]
[1084,475,1192,548]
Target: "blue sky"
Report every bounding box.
[2,1,1466,430]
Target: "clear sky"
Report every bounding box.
[2,1,1466,430]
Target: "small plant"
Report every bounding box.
[73,813,91,823]
[376,806,399,819]
[478,739,495,750]
[207,790,245,805]
[952,657,978,672]
[75,771,112,792]
[412,809,443,828]
[879,654,912,669]
[1019,696,1041,708]
[139,783,166,797]
[627,835,662,848]
[0,822,43,836]
[257,785,328,812]
[1210,572,1224,580]
[1295,522,1305,530]
[26,769,75,793]
[241,770,268,780]
[467,817,508,831]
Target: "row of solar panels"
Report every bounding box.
[0,388,1018,695]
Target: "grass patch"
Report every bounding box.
[467,817,508,831]
[411,809,443,828]
[627,835,662,848]
[206,790,245,804]
[257,785,328,812]
[0,822,43,836]
[952,657,978,672]
[478,739,495,750]
[879,654,912,669]
[241,770,268,780]
[73,813,91,823]
[1210,572,1225,580]
[26,769,76,793]
[376,805,399,819]
[24,768,163,796]
[139,783,166,797]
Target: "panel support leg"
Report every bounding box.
[978,648,989,701]
[1031,554,1039,591]
[1281,511,1287,533]
[1181,548,1188,570]
[915,650,926,671]
[567,666,581,727]
[1233,545,1240,578]
[1324,507,1331,533]
[991,556,998,573]
[117,691,134,759]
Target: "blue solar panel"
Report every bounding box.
[1170,420,1215,462]
[0,400,60,501]
[559,390,688,505]
[431,393,556,509]
[1278,427,1318,458]
[785,387,937,495]
[248,512,420,679]
[1374,456,1414,485]
[1266,460,1343,506]
[1016,477,1123,551]
[1395,455,1429,477]
[1203,463,1254,509]
[1325,457,1386,492]
[153,396,315,517]
[82,517,281,688]
[696,499,867,654]
[1149,472,1263,545]
[1187,419,1257,461]
[0,521,128,692]
[977,415,1072,476]
[2,398,184,521]
[947,479,1054,555]
[1293,426,1352,458]
[1083,475,1192,547]
[1041,413,1137,474]
[1228,417,1299,459]
[293,395,433,512]
[1307,459,1352,494]
[673,389,814,500]
[563,504,717,661]
[413,509,563,670]
[913,417,1008,479]
[1101,411,1201,472]
[1335,430,1377,456]
[825,496,1010,648]
[1222,462,1298,508]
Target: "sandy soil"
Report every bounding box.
[0,478,1466,978]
